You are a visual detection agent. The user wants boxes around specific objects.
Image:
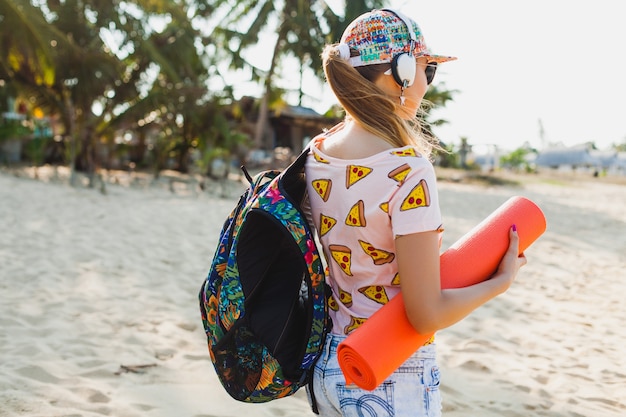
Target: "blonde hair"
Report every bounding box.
[322,43,439,157]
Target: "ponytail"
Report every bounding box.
[322,43,437,157]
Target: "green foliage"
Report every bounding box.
[1,0,457,178]
[500,147,534,172]
[434,143,459,168]
[420,83,458,140]
[612,138,626,152]
[23,136,53,165]
[0,119,31,141]
[0,0,56,86]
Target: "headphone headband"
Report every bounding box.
[380,9,417,88]
[381,9,417,57]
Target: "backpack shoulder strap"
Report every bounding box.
[279,146,310,205]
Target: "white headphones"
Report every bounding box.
[383,9,418,89]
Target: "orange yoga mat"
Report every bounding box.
[337,196,547,390]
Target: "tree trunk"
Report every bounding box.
[83,125,96,188]
[253,21,287,150]
[63,89,79,187]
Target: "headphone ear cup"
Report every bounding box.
[391,53,416,87]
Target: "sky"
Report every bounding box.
[233,0,626,152]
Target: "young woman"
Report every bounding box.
[304,9,527,417]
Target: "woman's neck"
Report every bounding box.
[321,120,393,160]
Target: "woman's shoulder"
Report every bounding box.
[309,133,430,167]
[309,122,398,161]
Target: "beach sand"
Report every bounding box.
[1,166,624,416]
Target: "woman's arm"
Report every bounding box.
[395,227,527,335]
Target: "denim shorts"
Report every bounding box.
[307,333,442,417]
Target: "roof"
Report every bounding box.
[534,146,596,167]
[272,105,324,120]
[535,146,626,169]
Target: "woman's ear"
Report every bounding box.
[374,69,401,95]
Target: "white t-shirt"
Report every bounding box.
[305,135,443,335]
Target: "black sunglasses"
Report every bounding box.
[425,62,437,85]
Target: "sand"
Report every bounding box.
[1,166,625,417]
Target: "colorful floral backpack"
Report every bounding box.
[199,148,331,413]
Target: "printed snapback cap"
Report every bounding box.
[341,9,457,67]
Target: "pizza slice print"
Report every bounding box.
[390,148,419,157]
[328,293,339,311]
[344,316,368,334]
[391,273,400,285]
[346,165,373,188]
[358,240,395,265]
[388,163,411,185]
[313,152,330,164]
[400,179,430,211]
[358,285,390,305]
[311,179,332,202]
[338,287,353,307]
[329,244,353,276]
[319,214,337,237]
[345,200,366,227]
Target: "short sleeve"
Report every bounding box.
[388,160,442,236]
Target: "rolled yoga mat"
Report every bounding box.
[337,196,547,390]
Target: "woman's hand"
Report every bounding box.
[491,226,528,293]
[396,226,528,334]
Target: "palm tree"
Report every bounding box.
[210,0,389,149]
[4,0,222,179]
[31,0,132,185]
[103,1,231,174]
[0,0,56,86]
[209,1,325,149]
[322,0,388,40]
[422,83,458,134]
